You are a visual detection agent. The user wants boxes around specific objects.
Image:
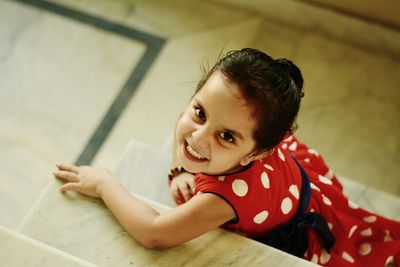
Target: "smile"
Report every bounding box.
[184,142,208,162]
[187,145,206,159]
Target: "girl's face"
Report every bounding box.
[174,70,259,175]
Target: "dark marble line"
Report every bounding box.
[12,0,166,165]
[12,0,165,45]
[75,46,164,165]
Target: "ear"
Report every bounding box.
[239,149,275,166]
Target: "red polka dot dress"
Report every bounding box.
[191,135,400,267]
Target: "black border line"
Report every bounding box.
[12,0,166,165]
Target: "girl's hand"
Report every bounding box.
[53,163,115,198]
[170,172,195,204]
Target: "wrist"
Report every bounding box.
[96,177,116,198]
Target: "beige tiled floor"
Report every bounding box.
[1,0,399,230]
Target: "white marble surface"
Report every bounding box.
[93,17,264,169]
[3,0,400,237]
[19,140,317,267]
[340,176,400,221]
[211,0,400,59]
[0,225,96,266]
[51,0,252,38]
[0,0,144,228]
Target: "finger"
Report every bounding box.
[53,170,79,182]
[188,179,195,191]
[178,185,192,202]
[59,182,80,193]
[171,184,181,201]
[56,163,80,174]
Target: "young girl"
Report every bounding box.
[54,48,400,266]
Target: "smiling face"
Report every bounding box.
[174,70,261,175]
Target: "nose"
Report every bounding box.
[191,125,211,149]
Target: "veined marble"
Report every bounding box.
[93,18,264,169]
[0,225,96,266]
[19,140,316,266]
[0,0,144,228]
[212,0,400,59]
[2,0,400,236]
[340,176,400,221]
[19,139,400,266]
[50,0,252,38]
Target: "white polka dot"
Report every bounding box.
[310,182,320,192]
[288,141,298,151]
[304,158,310,163]
[320,249,331,264]
[232,179,248,197]
[386,256,394,265]
[384,230,393,242]
[363,215,377,223]
[360,227,372,236]
[289,185,299,199]
[308,149,319,155]
[311,254,318,264]
[327,222,333,230]
[322,194,332,205]
[281,143,288,149]
[264,164,274,171]
[324,169,334,179]
[341,251,355,263]
[285,135,294,142]
[348,225,358,238]
[218,176,225,181]
[348,199,359,209]
[358,242,372,256]
[319,175,333,185]
[278,148,285,161]
[261,172,270,189]
[281,197,293,215]
[253,210,269,224]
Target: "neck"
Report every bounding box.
[202,161,254,176]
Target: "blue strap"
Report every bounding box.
[292,157,311,216]
[256,156,335,257]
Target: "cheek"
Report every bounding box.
[176,113,193,136]
[210,147,249,165]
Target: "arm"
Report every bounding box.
[54,164,235,249]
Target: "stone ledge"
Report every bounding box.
[18,139,315,266]
[0,225,96,267]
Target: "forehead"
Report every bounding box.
[194,71,256,138]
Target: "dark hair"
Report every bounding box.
[195,48,304,151]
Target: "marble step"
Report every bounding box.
[17,139,316,267]
[339,176,400,221]
[0,225,96,266]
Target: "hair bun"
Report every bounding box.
[275,58,304,97]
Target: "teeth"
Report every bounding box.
[186,145,206,160]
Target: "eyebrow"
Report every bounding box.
[194,99,245,142]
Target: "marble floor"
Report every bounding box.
[1,0,399,231]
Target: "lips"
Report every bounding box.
[183,142,208,163]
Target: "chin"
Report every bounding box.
[179,160,205,174]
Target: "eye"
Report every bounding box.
[219,132,235,144]
[194,107,206,121]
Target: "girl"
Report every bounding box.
[54,48,400,266]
